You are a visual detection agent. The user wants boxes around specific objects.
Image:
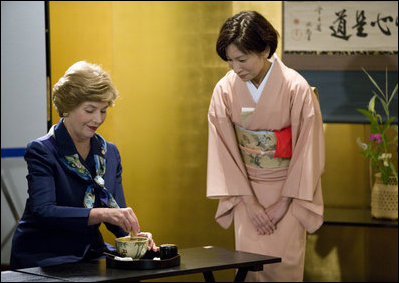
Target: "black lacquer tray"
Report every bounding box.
[105,250,180,270]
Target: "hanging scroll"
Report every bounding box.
[283,1,398,53]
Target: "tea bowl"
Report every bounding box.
[115,235,149,259]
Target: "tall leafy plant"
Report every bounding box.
[356,68,398,185]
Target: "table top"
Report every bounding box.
[323,207,398,228]
[1,270,68,282]
[9,246,281,282]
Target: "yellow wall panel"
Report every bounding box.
[322,123,371,207]
[49,1,114,124]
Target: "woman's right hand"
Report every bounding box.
[241,195,275,235]
[88,207,140,235]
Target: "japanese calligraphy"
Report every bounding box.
[284,1,398,52]
[330,10,396,40]
[330,9,352,40]
[315,6,323,32]
[353,10,367,37]
[371,13,394,35]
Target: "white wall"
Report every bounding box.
[1,1,47,265]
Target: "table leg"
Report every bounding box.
[203,271,215,282]
[234,267,249,282]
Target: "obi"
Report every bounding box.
[234,124,292,169]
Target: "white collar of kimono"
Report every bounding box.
[246,54,276,104]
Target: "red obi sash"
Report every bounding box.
[274,126,292,158]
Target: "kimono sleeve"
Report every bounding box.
[282,84,325,233]
[206,82,254,229]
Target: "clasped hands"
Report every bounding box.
[88,207,159,251]
[242,195,292,235]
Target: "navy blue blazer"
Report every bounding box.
[10,119,128,269]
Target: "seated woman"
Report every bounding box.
[10,61,158,269]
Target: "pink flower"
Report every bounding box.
[369,133,382,144]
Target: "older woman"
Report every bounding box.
[207,11,325,281]
[10,61,158,269]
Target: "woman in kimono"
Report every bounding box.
[207,11,325,281]
[10,61,158,269]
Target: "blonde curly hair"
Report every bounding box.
[52,61,119,117]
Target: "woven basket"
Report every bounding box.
[371,174,398,220]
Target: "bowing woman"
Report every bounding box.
[207,11,325,281]
[10,61,158,269]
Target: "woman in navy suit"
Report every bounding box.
[10,61,158,269]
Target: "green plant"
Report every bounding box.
[356,68,398,185]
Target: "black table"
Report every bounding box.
[1,270,68,282]
[4,246,281,282]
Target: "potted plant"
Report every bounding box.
[356,68,398,220]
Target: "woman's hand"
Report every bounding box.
[241,195,275,235]
[88,207,140,235]
[137,232,160,251]
[264,197,292,226]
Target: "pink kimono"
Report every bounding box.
[207,55,325,281]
